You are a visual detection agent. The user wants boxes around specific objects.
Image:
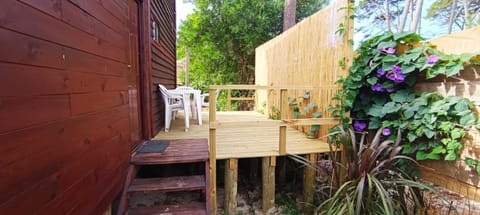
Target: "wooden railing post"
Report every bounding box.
[227,89,232,111]
[279,89,288,120]
[208,88,217,214]
[279,89,288,154]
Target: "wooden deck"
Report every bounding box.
[153,111,331,159]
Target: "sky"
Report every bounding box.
[176,1,195,32]
[175,0,455,44]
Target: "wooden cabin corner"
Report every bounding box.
[0,0,179,214]
[1,0,345,214]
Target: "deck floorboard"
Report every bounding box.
[153,111,331,159]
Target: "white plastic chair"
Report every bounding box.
[200,89,220,108]
[158,84,189,132]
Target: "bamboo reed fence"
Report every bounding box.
[254,0,480,202]
[416,26,480,201]
[255,0,353,137]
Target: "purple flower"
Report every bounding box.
[371,83,384,92]
[376,68,386,77]
[382,128,391,136]
[381,47,396,54]
[392,65,402,73]
[353,120,367,131]
[386,65,406,83]
[426,55,439,65]
[386,88,395,93]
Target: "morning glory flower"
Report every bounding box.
[386,88,395,93]
[392,65,402,73]
[386,65,406,83]
[371,83,384,92]
[381,47,396,54]
[353,120,367,131]
[376,68,385,77]
[382,128,391,136]
[426,55,439,65]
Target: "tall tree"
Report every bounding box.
[356,0,426,39]
[284,0,297,30]
[410,0,424,31]
[177,0,328,91]
[426,0,480,33]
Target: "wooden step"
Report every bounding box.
[126,202,207,215]
[131,139,208,165]
[128,175,206,193]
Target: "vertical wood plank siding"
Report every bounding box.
[149,0,176,134]
[0,0,139,213]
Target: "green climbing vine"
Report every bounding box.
[289,91,322,138]
[329,31,480,164]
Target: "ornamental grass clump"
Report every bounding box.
[316,127,433,215]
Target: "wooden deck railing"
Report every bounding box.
[207,85,340,213]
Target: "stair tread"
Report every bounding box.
[128,175,206,193]
[131,139,208,165]
[126,202,207,215]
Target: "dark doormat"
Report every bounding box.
[137,140,170,153]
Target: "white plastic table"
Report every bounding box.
[168,88,202,125]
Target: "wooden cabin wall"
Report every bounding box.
[0,0,139,213]
[149,0,176,134]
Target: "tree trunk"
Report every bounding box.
[448,0,458,33]
[283,0,297,31]
[410,0,424,32]
[398,0,412,32]
[384,0,392,31]
[462,0,471,28]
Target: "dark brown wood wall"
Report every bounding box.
[0,0,140,214]
[150,0,176,134]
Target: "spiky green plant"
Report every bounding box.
[316,127,434,215]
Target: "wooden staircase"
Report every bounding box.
[117,139,211,215]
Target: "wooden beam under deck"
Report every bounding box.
[153,111,331,159]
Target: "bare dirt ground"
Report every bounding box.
[128,159,480,215]
[423,184,480,215]
[128,182,480,215]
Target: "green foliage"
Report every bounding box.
[270,105,281,120]
[288,92,323,138]
[330,31,480,163]
[317,128,434,214]
[177,0,328,91]
[465,157,480,175]
[276,193,302,215]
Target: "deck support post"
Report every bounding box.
[224,159,238,215]
[262,156,276,214]
[303,153,317,214]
